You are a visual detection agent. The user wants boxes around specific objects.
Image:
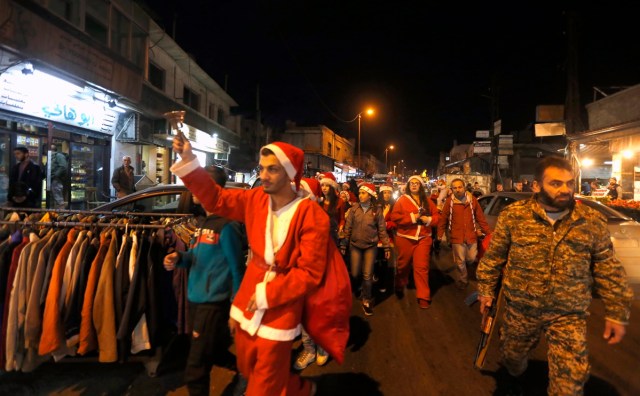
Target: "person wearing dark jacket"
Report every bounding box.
[111,156,135,198]
[340,183,391,316]
[49,144,68,208]
[163,166,246,396]
[8,146,43,208]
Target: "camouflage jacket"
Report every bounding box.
[476,196,633,323]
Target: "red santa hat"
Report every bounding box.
[359,182,377,199]
[319,172,339,190]
[407,175,424,186]
[300,177,321,201]
[261,142,304,191]
[379,183,393,193]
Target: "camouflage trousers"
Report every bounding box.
[500,304,590,396]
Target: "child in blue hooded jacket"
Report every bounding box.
[164,166,246,396]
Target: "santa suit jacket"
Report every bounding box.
[172,159,329,342]
[390,194,440,241]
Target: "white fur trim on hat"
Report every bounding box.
[263,143,297,182]
[407,175,424,185]
[320,176,339,189]
[359,183,378,199]
[379,185,393,193]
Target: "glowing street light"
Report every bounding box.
[353,108,375,170]
[385,145,394,171]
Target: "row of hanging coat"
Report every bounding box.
[0,209,195,373]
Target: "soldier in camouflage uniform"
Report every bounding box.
[477,156,633,396]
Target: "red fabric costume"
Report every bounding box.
[172,151,349,395]
[390,194,440,302]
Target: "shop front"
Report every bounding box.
[113,115,233,192]
[0,60,124,208]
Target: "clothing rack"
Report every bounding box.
[0,207,195,376]
[0,207,187,217]
[0,219,188,230]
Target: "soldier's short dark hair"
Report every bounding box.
[451,178,465,187]
[534,156,573,182]
[204,165,227,187]
[14,146,28,154]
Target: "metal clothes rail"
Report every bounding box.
[0,206,187,217]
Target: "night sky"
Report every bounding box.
[144,2,639,171]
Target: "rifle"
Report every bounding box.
[473,277,504,369]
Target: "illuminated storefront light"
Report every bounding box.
[582,158,594,167]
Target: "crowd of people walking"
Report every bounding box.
[164,133,632,396]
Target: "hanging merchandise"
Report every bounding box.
[0,207,197,375]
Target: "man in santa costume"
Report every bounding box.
[170,138,347,396]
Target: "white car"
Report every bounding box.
[477,192,640,295]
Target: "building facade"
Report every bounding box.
[0,0,240,208]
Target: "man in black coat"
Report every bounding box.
[8,146,43,208]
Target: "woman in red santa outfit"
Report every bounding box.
[171,138,350,396]
[390,175,440,309]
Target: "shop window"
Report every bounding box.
[148,62,165,90]
[85,0,108,46]
[183,86,200,112]
[111,8,131,59]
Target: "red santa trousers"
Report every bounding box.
[235,329,311,396]
[395,236,432,301]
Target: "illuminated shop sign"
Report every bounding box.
[0,68,120,135]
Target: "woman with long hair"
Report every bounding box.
[318,172,346,242]
[374,184,397,293]
[340,183,390,316]
[390,176,440,309]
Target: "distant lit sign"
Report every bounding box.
[498,135,514,155]
[534,122,566,137]
[476,130,490,139]
[473,141,492,154]
[493,120,502,136]
[0,70,119,134]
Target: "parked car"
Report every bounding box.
[92,182,251,213]
[477,192,640,289]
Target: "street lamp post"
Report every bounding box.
[385,145,394,171]
[355,108,374,170]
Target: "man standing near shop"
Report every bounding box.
[477,156,633,395]
[111,155,135,198]
[170,137,348,396]
[7,146,43,208]
[437,178,491,289]
[607,177,623,200]
[49,144,68,208]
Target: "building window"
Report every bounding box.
[85,0,108,46]
[327,142,332,156]
[209,104,216,119]
[48,0,80,26]
[183,86,200,112]
[131,24,146,68]
[148,62,165,90]
[217,108,225,125]
[111,8,130,59]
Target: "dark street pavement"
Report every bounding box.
[1,244,639,396]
